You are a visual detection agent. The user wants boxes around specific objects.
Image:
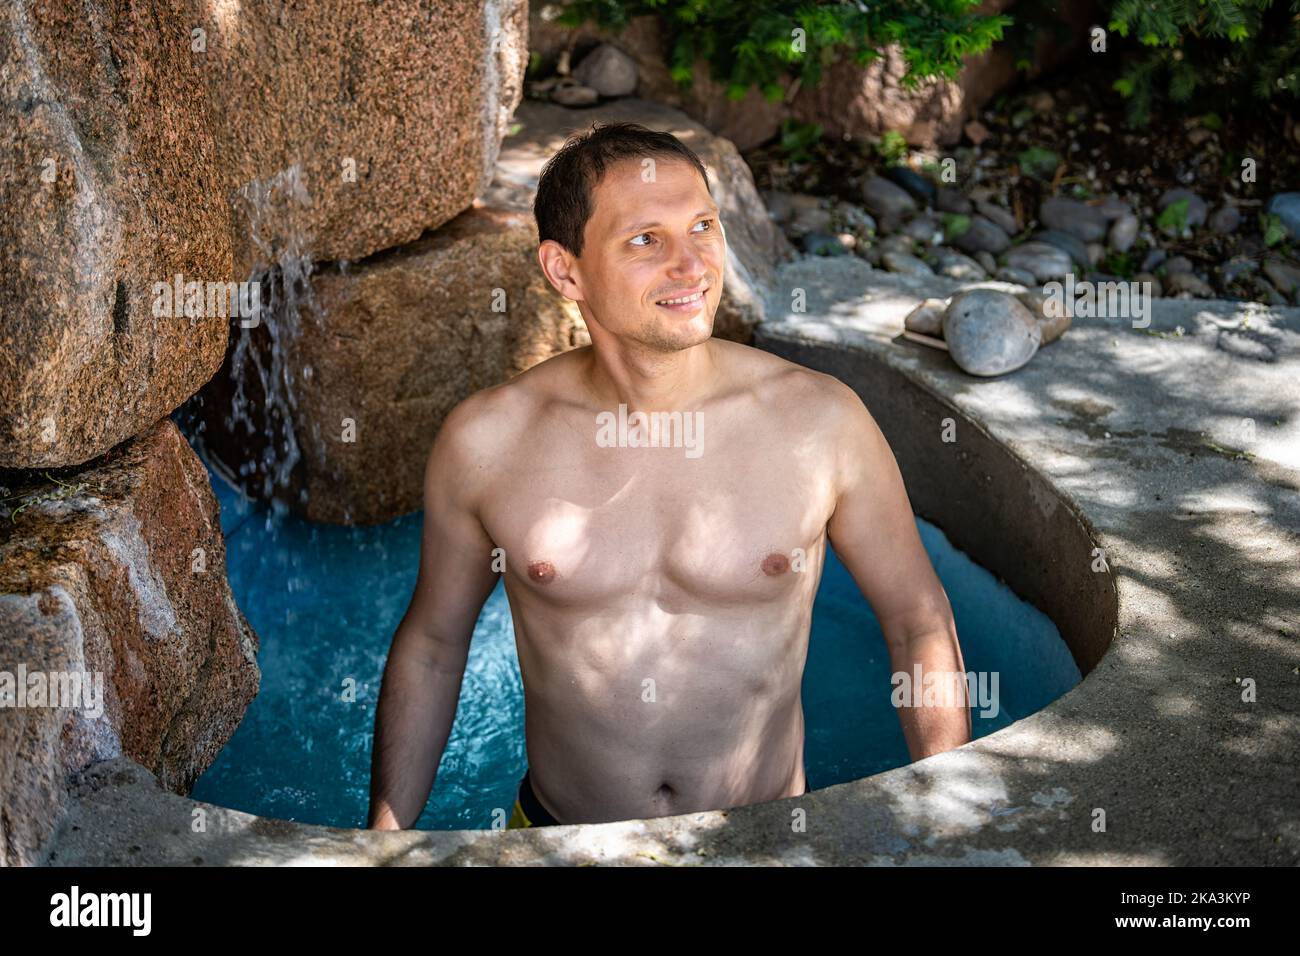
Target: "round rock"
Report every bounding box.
[942,290,1042,377]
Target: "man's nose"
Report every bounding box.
[665,235,707,278]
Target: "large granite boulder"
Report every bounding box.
[195,206,590,525]
[484,97,794,344]
[1,0,528,472]
[0,420,259,866]
[0,0,234,470]
[203,0,529,278]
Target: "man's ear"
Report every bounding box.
[537,239,585,302]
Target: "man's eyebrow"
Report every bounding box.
[619,207,720,234]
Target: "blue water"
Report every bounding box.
[190,454,1080,830]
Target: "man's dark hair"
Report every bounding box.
[534,122,712,259]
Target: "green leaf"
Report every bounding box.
[943,213,972,240]
[1156,198,1191,237]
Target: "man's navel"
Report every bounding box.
[528,559,557,584]
[761,552,790,576]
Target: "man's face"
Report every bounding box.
[542,156,726,353]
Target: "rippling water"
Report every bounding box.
[189,450,1080,830]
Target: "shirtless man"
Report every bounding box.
[366,122,970,830]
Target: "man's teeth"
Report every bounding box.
[658,291,704,305]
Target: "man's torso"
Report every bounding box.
[469,340,844,824]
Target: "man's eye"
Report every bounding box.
[631,233,655,247]
[694,219,714,232]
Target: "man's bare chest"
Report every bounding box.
[478,437,836,608]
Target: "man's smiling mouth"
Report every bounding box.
[655,286,708,307]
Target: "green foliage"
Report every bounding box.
[554,0,1012,102]
[1156,197,1191,237]
[1260,212,1289,247]
[874,130,909,166]
[1105,0,1300,124]
[942,212,972,241]
[777,117,824,163]
[1017,146,1060,180]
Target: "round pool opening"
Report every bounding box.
[189,452,1081,830]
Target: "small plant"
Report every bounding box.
[1017,147,1060,181]
[777,118,824,164]
[942,212,972,241]
[1260,212,1289,248]
[874,130,910,166]
[1156,197,1191,238]
[1,472,87,523]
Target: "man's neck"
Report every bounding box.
[580,335,720,413]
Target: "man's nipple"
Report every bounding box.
[528,560,557,584]
[761,552,790,576]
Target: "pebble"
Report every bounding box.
[882,250,935,277]
[1219,258,1258,285]
[879,234,916,257]
[1039,197,1109,243]
[1033,230,1090,269]
[1086,242,1106,267]
[1004,242,1074,282]
[1209,205,1241,235]
[975,250,997,274]
[1266,192,1300,239]
[1133,272,1162,297]
[903,298,948,336]
[975,200,1018,235]
[996,266,1037,286]
[1163,256,1193,276]
[932,248,988,281]
[942,289,1042,376]
[861,175,917,227]
[952,215,1011,255]
[1096,196,1132,220]
[802,231,849,256]
[936,187,973,215]
[1015,290,1071,344]
[833,201,877,237]
[885,166,937,204]
[550,81,600,106]
[1262,259,1300,296]
[1108,213,1139,252]
[903,215,942,244]
[1141,248,1168,272]
[1164,272,1214,297]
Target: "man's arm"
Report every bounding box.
[823,380,972,761]
[366,397,501,829]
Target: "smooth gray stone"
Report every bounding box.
[1039,197,1109,243]
[952,215,1011,255]
[882,250,935,277]
[861,175,917,226]
[1004,242,1074,282]
[975,200,1018,235]
[1266,192,1300,238]
[931,248,988,281]
[1032,230,1090,269]
[942,289,1042,376]
[1108,213,1139,253]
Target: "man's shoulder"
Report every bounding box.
[714,338,866,422]
[430,347,588,467]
